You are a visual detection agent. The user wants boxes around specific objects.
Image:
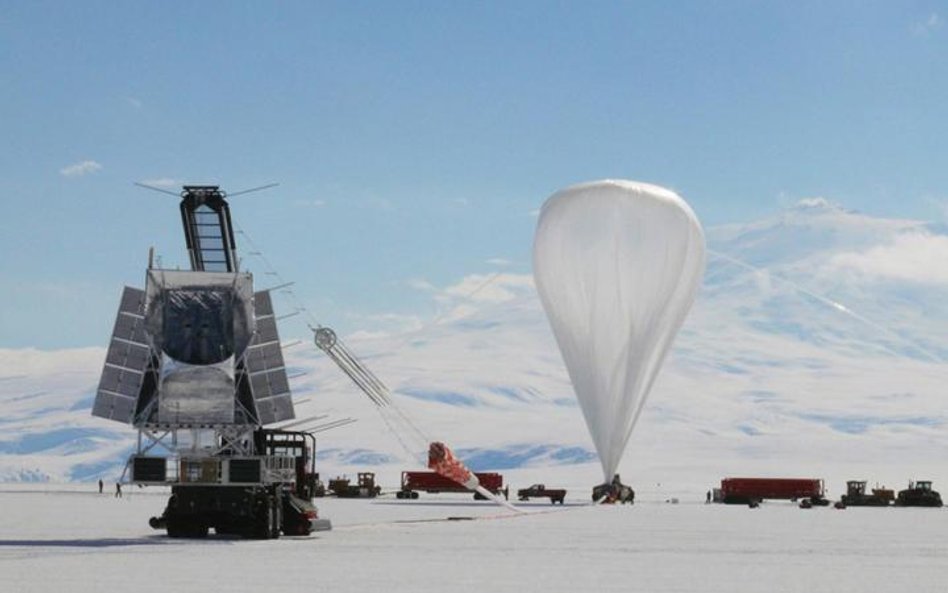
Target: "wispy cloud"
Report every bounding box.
[59,160,102,177]
[794,197,834,209]
[125,96,143,109]
[294,198,327,208]
[139,178,177,188]
[923,196,948,221]
[405,272,536,325]
[486,257,513,267]
[440,272,534,304]
[407,278,438,292]
[912,12,942,36]
[344,312,424,339]
[829,232,948,285]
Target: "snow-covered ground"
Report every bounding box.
[1,483,947,593]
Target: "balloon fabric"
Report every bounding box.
[533,180,706,481]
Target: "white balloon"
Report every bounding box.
[533,180,705,480]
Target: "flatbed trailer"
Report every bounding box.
[720,477,827,505]
[397,471,508,500]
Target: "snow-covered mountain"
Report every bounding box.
[2,199,946,494]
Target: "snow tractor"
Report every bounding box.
[92,185,331,538]
[328,472,382,498]
[895,481,943,507]
[839,481,894,507]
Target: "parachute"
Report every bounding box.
[532,180,705,481]
[428,441,522,512]
[428,442,480,491]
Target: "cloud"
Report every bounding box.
[408,273,535,303]
[344,312,424,339]
[486,258,513,267]
[125,96,143,109]
[441,273,534,304]
[923,196,948,221]
[139,178,177,188]
[829,232,948,285]
[912,12,942,36]
[294,198,327,208]
[403,272,538,326]
[794,197,833,209]
[407,278,438,292]
[59,160,102,177]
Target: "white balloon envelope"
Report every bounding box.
[532,180,705,481]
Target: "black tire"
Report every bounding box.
[167,518,207,538]
[249,496,275,539]
[270,496,282,539]
[166,520,184,539]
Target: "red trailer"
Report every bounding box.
[721,477,827,505]
[397,471,509,500]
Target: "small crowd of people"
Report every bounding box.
[97,479,122,497]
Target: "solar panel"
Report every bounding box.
[93,287,151,423]
[244,290,295,424]
[256,394,295,426]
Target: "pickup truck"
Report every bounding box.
[517,484,567,504]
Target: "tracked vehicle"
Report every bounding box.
[839,481,893,507]
[328,472,382,498]
[895,480,943,507]
[93,185,330,538]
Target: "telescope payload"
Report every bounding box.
[91,185,328,538]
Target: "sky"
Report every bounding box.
[1,1,946,349]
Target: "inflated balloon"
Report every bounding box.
[533,180,705,481]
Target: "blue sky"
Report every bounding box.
[1,1,946,348]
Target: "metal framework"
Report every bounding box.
[179,186,239,273]
[94,185,299,488]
